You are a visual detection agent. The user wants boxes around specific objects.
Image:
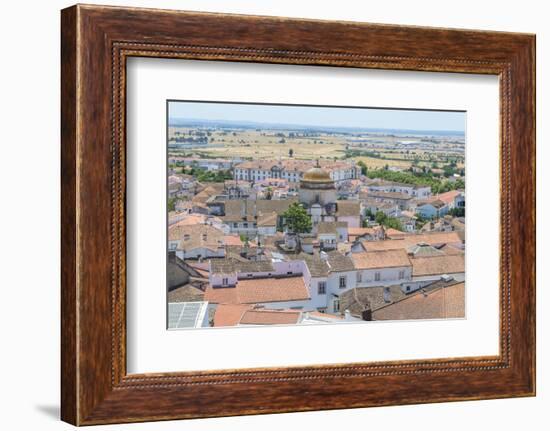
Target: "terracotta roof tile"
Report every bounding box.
[237,277,310,303]
[204,276,309,304]
[411,254,465,276]
[210,258,274,275]
[373,282,465,320]
[307,311,343,320]
[362,231,462,252]
[170,214,206,226]
[168,223,225,251]
[317,222,338,235]
[326,251,355,272]
[257,211,278,226]
[440,244,465,256]
[168,285,205,303]
[298,253,330,277]
[192,186,218,205]
[436,190,463,205]
[340,285,407,315]
[204,286,239,304]
[222,198,297,222]
[418,199,447,209]
[348,227,377,239]
[213,304,252,327]
[336,200,361,217]
[223,235,243,246]
[239,309,301,325]
[352,249,412,270]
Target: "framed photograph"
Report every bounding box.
[61,4,536,425]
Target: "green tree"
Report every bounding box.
[449,207,465,217]
[282,203,312,234]
[384,217,403,231]
[357,160,368,176]
[167,197,177,212]
[374,210,403,231]
[364,208,374,220]
[289,148,294,158]
[366,168,463,194]
[375,211,387,225]
[443,165,455,177]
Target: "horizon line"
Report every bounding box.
[168,116,465,135]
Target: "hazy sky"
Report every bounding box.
[169,101,465,133]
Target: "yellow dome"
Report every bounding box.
[302,166,332,183]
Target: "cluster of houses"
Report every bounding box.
[167,159,466,329]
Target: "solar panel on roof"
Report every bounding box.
[168,301,208,329]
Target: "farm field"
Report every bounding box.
[353,155,414,169]
[169,126,465,170]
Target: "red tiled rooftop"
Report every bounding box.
[223,235,244,246]
[204,276,310,305]
[373,282,465,320]
[411,254,465,276]
[239,309,301,325]
[436,190,463,205]
[352,249,412,270]
[362,232,462,252]
[213,304,252,327]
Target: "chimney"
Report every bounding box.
[362,308,373,321]
[344,310,352,321]
[320,251,328,261]
[168,251,176,263]
[241,239,250,258]
[383,287,391,303]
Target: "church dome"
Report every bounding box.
[302,166,332,183]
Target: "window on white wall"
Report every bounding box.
[375,272,381,281]
[318,281,326,295]
[339,276,346,288]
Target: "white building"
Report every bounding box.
[415,199,449,219]
[299,251,358,314]
[351,250,413,288]
[168,223,226,260]
[367,181,432,199]
[169,157,235,171]
[404,254,465,293]
[234,159,360,183]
